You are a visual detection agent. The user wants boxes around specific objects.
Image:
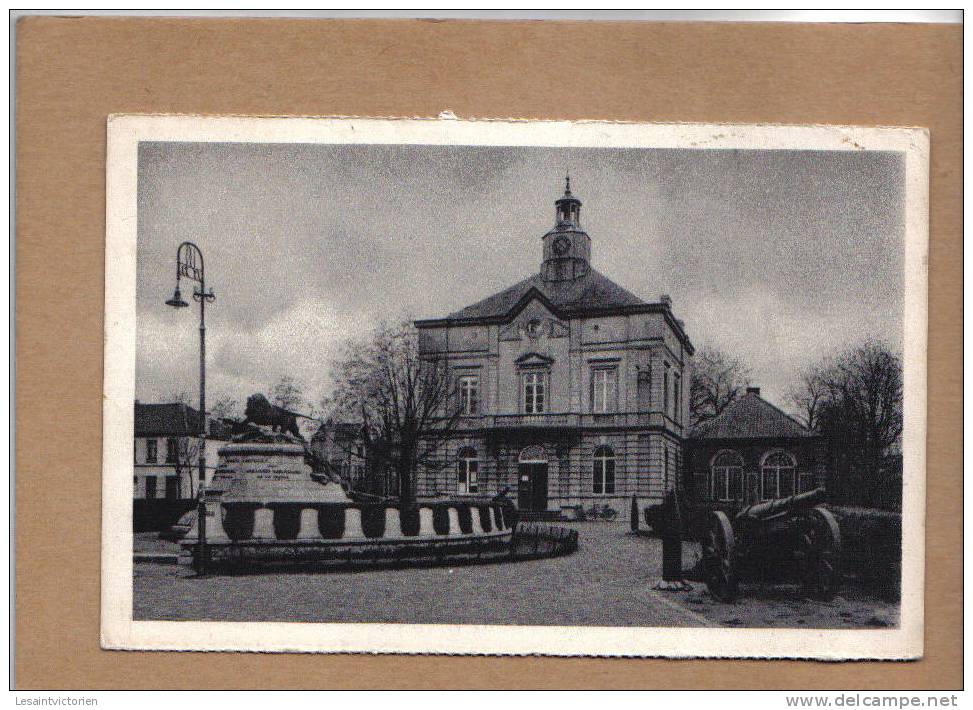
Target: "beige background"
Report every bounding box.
[15,17,962,689]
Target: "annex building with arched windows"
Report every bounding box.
[414,179,693,518]
[685,386,830,510]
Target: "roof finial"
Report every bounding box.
[565,172,571,196]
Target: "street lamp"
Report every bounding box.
[165,241,215,575]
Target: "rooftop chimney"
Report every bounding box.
[660,294,672,308]
[746,386,761,396]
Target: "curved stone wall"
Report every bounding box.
[183,500,515,546]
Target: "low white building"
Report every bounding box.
[134,401,229,501]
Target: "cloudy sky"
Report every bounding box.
[136,141,904,414]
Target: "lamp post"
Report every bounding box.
[165,241,215,575]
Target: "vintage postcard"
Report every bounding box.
[101,115,927,659]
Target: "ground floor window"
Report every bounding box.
[711,450,743,501]
[457,447,479,494]
[761,450,797,499]
[593,445,615,494]
[165,476,179,500]
[144,475,157,499]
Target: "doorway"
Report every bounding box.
[518,463,549,511]
[517,446,549,511]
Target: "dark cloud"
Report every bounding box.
[137,142,904,411]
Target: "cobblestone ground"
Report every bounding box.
[134,522,898,628]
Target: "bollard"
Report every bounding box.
[655,489,692,592]
[630,495,639,533]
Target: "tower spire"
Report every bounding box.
[554,173,581,226]
[543,174,591,282]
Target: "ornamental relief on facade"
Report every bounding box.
[499,315,569,342]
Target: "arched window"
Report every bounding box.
[711,450,743,502]
[761,450,797,500]
[457,447,478,494]
[593,445,615,495]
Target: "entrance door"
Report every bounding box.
[518,463,549,512]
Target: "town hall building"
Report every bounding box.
[414,179,693,518]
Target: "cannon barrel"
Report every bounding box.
[735,487,827,521]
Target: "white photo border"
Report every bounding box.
[102,115,928,659]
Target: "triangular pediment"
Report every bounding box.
[515,351,554,367]
[498,287,560,324]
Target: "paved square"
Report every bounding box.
[134,522,897,628]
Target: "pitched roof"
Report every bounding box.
[690,390,814,440]
[445,267,646,321]
[134,402,227,438]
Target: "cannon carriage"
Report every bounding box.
[700,488,841,602]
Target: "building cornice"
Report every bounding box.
[416,299,694,355]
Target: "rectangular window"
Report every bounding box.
[673,373,681,422]
[145,439,157,464]
[459,458,479,494]
[165,437,179,464]
[144,476,157,499]
[593,459,615,494]
[591,368,617,413]
[164,476,179,500]
[459,375,480,415]
[663,445,669,489]
[762,469,777,500]
[523,371,545,414]
[663,365,670,418]
[637,367,652,411]
[713,468,733,501]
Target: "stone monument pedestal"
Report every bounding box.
[183,433,348,544]
[211,440,349,504]
[177,428,518,570]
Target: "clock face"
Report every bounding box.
[552,236,570,256]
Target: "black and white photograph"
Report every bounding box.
[101,116,927,659]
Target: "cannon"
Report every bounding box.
[700,488,841,603]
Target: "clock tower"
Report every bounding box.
[541,176,592,282]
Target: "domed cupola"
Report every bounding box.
[542,175,592,282]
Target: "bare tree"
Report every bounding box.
[689,346,752,427]
[209,394,240,421]
[787,365,829,431]
[164,390,192,406]
[271,376,308,412]
[170,436,202,499]
[324,320,463,504]
[790,341,903,506]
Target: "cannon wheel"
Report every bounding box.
[701,510,737,602]
[798,506,842,601]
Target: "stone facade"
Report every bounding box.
[414,180,693,519]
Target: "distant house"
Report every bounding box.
[310,420,368,490]
[309,423,405,497]
[134,401,230,502]
[685,387,830,509]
